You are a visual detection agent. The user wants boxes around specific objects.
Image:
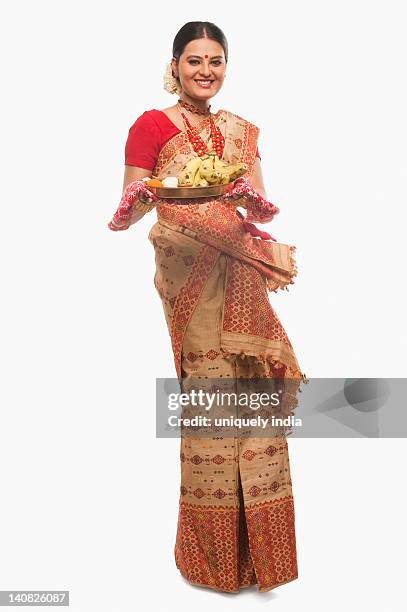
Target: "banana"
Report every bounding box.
[193,167,201,187]
[177,156,247,187]
[214,155,228,172]
[206,169,222,184]
[199,156,215,180]
[194,168,208,187]
[199,157,221,184]
[218,162,247,182]
[228,163,247,181]
[178,156,204,186]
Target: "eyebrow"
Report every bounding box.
[186,55,224,59]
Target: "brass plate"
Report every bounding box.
[149,183,230,199]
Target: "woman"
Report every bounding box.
[108,21,307,594]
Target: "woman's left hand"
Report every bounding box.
[222,176,259,200]
[222,177,280,224]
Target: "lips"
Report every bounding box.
[194,79,214,88]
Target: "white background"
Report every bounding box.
[1,1,406,610]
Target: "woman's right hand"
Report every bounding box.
[108,179,158,231]
[138,184,158,204]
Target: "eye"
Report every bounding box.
[188,58,223,66]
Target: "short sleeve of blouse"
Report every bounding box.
[124,111,162,170]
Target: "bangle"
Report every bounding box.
[133,199,156,214]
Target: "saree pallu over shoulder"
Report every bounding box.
[148,108,304,382]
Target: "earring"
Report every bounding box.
[163,62,182,95]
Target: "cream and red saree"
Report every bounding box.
[147,108,306,593]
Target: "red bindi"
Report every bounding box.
[204,54,208,58]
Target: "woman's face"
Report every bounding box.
[172,38,226,101]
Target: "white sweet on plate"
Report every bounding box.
[162,176,178,188]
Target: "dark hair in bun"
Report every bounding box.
[172,21,228,63]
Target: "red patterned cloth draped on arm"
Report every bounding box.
[107,180,158,231]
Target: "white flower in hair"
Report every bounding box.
[163,62,182,95]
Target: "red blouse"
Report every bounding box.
[124,109,260,170]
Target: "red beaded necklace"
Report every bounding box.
[177,103,225,159]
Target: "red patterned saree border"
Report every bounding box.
[170,243,221,379]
